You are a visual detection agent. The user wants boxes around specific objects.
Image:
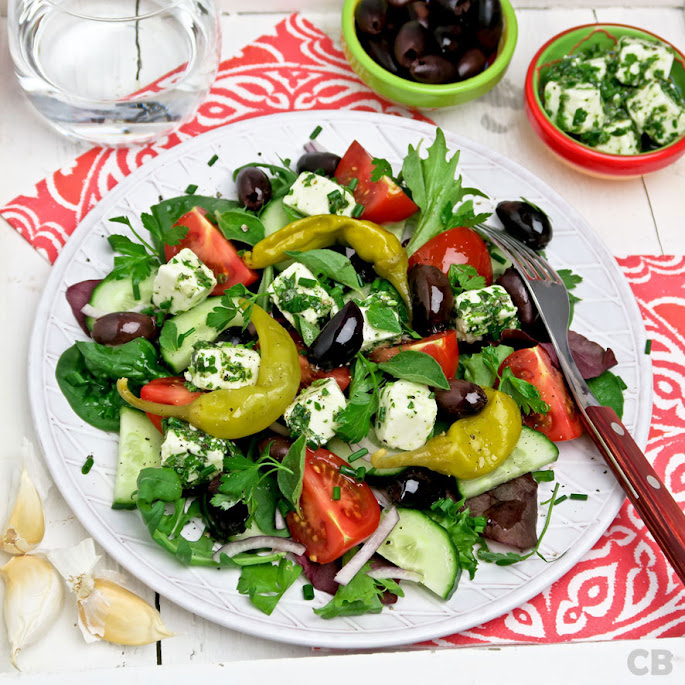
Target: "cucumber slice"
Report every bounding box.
[457,426,559,500]
[85,272,157,330]
[261,198,290,237]
[377,508,460,599]
[159,296,244,372]
[113,407,163,509]
[327,430,406,478]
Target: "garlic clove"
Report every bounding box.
[78,578,175,645]
[0,469,45,555]
[0,555,64,669]
[47,537,99,600]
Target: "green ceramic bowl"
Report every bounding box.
[341,0,518,109]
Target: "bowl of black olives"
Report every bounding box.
[342,0,518,109]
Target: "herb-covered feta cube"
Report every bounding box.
[584,57,607,82]
[152,247,216,315]
[283,172,356,217]
[544,81,604,134]
[615,37,674,85]
[626,80,685,146]
[160,418,230,487]
[592,119,641,155]
[284,378,347,447]
[454,285,518,344]
[375,380,437,451]
[184,342,260,391]
[357,291,403,350]
[268,262,337,330]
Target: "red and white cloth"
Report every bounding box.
[1,14,683,644]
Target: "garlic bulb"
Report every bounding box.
[0,468,45,554]
[48,538,174,645]
[0,555,64,669]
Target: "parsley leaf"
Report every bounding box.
[459,345,514,387]
[370,157,394,183]
[105,232,159,300]
[205,284,254,331]
[498,366,550,415]
[587,370,627,419]
[557,268,583,324]
[237,558,302,615]
[440,196,492,229]
[158,321,195,352]
[335,355,380,444]
[448,264,487,295]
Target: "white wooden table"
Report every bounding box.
[0,1,684,679]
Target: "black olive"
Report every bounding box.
[456,47,487,79]
[257,435,293,462]
[363,37,401,74]
[336,246,377,283]
[496,267,537,327]
[308,301,364,371]
[476,0,503,53]
[410,54,458,84]
[434,379,488,420]
[91,312,156,346]
[407,1,430,29]
[387,0,412,7]
[296,151,341,177]
[236,167,272,212]
[394,20,430,69]
[496,200,553,250]
[434,24,464,57]
[409,264,454,335]
[355,0,388,36]
[433,0,472,19]
[199,474,249,543]
[386,467,456,509]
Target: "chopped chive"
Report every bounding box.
[81,455,94,474]
[491,251,507,264]
[352,203,364,218]
[354,466,367,481]
[309,125,323,140]
[644,339,652,355]
[302,584,315,600]
[348,448,368,463]
[332,486,341,501]
[532,470,555,483]
[348,178,359,191]
[554,494,568,505]
[366,467,376,477]
[207,154,219,167]
[298,277,317,288]
[339,465,357,478]
[570,493,588,501]
[185,183,198,195]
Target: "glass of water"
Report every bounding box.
[7,0,221,146]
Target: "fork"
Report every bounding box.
[475,223,685,584]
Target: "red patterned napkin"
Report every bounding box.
[1,14,683,643]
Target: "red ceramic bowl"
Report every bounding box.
[524,23,685,179]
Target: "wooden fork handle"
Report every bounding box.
[584,405,685,585]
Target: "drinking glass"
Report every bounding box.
[7,0,221,146]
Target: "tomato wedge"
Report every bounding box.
[287,448,381,564]
[497,346,584,441]
[408,226,493,285]
[369,331,459,380]
[334,141,418,223]
[288,332,351,392]
[164,208,258,295]
[140,377,203,432]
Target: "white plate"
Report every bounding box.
[29,111,652,649]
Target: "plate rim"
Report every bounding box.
[28,110,652,649]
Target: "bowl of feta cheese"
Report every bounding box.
[524,23,685,178]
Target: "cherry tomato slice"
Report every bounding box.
[140,377,203,432]
[497,346,584,442]
[288,331,351,392]
[164,208,258,295]
[334,141,418,223]
[287,448,381,564]
[369,331,459,380]
[408,226,493,285]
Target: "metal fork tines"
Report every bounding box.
[474,223,685,584]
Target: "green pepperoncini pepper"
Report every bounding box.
[117,302,300,439]
[243,215,411,314]
[371,388,522,480]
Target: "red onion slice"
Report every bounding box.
[367,566,423,583]
[370,487,391,509]
[303,140,326,154]
[268,422,290,437]
[333,507,400,586]
[212,536,305,562]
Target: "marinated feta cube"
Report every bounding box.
[268,262,337,329]
[592,119,641,155]
[152,247,216,315]
[357,291,403,351]
[454,285,518,344]
[160,418,230,487]
[626,80,685,146]
[284,378,347,447]
[615,37,674,85]
[544,81,604,134]
[184,342,260,391]
[375,380,437,451]
[283,172,356,217]
[584,57,607,82]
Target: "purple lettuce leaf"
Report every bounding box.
[65,280,101,336]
